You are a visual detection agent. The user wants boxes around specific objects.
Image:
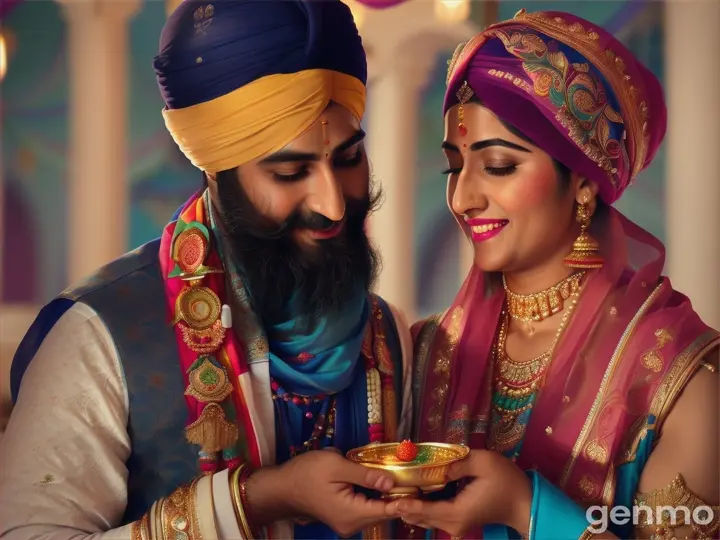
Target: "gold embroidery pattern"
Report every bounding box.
[131,516,149,540]
[601,463,616,507]
[583,439,609,466]
[427,307,463,433]
[446,42,468,84]
[634,474,720,540]
[640,328,674,373]
[579,528,600,540]
[162,479,200,540]
[193,5,214,35]
[445,405,470,445]
[616,414,653,466]
[578,475,596,498]
[131,479,202,539]
[487,28,624,186]
[560,281,666,489]
[510,10,649,182]
[446,34,492,85]
[651,330,720,434]
[616,331,720,468]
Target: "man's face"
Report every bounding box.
[209,103,380,325]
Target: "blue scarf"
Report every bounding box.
[266,289,368,396]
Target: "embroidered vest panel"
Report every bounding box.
[12,239,406,526]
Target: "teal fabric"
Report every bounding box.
[608,416,657,538]
[266,290,369,395]
[518,416,655,540]
[527,471,590,540]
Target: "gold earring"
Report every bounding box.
[564,200,604,269]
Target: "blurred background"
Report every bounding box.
[1,0,718,428]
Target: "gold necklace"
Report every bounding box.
[489,287,581,456]
[503,271,585,335]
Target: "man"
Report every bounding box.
[0,1,412,538]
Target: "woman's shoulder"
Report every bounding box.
[410,310,447,343]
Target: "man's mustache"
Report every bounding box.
[230,197,372,241]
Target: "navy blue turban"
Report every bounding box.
[154,0,367,110]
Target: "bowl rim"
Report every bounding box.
[346,441,470,471]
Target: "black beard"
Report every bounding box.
[213,170,381,326]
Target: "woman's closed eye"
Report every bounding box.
[485,164,517,177]
[441,164,518,177]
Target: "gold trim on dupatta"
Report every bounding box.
[559,280,666,489]
[615,330,720,468]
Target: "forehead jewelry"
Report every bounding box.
[321,120,330,158]
[456,81,474,142]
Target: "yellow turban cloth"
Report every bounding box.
[162,69,366,173]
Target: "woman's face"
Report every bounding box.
[443,102,595,276]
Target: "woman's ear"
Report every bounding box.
[575,177,600,213]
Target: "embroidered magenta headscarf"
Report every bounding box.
[413,9,719,530]
[444,9,666,204]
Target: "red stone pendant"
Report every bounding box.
[458,123,468,137]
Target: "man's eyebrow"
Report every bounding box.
[258,129,366,164]
[259,151,319,164]
[334,129,366,153]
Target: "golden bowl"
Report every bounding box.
[346,442,469,499]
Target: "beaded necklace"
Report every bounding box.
[490,280,582,460]
[271,351,385,458]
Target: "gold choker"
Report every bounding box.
[503,272,585,324]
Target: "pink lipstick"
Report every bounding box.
[465,218,509,242]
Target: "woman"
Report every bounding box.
[394,9,719,540]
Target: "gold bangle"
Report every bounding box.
[578,528,597,540]
[230,465,255,538]
[162,477,201,539]
[130,516,149,540]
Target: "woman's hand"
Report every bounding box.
[388,449,533,537]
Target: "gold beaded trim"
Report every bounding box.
[633,474,720,539]
[503,271,585,323]
[161,478,201,540]
[131,478,203,540]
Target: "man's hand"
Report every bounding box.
[386,449,532,537]
[245,449,395,536]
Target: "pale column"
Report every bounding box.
[60,0,140,284]
[665,0,720,330]
[367,53,435,322]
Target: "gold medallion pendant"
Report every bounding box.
[173,286,226,354]
[185,355,234,403]
[169,221,222,280]
[174,286,221,330]
[173,227,209,275]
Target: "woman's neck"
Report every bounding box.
[503,261,575,295]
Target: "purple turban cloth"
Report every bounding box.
[444,9,666,204]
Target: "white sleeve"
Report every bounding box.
[0,302,243,540]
